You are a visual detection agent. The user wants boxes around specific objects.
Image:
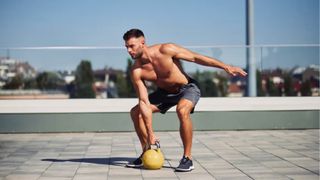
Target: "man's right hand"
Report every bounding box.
[145,133,158,150]
[148,133,157,145]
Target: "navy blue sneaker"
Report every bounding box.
[126,154,143,168]
[175,156,194,172]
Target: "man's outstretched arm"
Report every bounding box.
[161,43,247,77]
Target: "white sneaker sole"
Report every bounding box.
[175,165,194,172]
[126,164,143,168]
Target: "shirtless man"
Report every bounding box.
[124,29,247,172]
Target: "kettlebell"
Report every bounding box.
[142,141,164,170]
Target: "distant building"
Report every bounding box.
[58,70,75,84]
[93,68,123,98]
[228,83,243,97]
[292,65,319,96]
[228,71,246,97]
[0,57,36,88]
[303,65,319,96]
[303,65,319,83]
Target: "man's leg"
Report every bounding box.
[176,99,194,158]
[175,98,195,172]
[130,104,160,152]
[127,104,160,167]
[130,105,148,151]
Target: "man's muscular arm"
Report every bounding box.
[160,43,247,77]
[131,67,155,146]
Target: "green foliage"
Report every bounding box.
[116,71,128,97]
[114,58,136,98]
[72,60,95,98]
[125,58,136,97]
[23,78,38,89]
[36,71,63,90]
[75,60,94,83]
[266,78,281,96]
[3,74,24,89]
[193,70,220,97]
[283,73,295,96]
[215,73,228,97]
[202,78,218,97]
[300,80,312,96]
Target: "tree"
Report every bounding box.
[203,78,218,97]
[114,58,136,98]
[215,74,228,97]
[283,73,295,96]
[24,78,38,89]
[256,70,266,96]
[300,80,312,96]
[266,78,280,96]
[36,71,63,90]
[192,70,218,97]
[125,58,136,97]
[72,60,95,98]
[3,74,24,89]
[116,71,128,97]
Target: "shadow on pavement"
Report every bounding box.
[42,157,135,167]
[42,157,175,170]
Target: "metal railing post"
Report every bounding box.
[246,0,257,97]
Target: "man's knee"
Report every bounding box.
[176,105,191,119]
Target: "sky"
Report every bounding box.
[0,0,319,72]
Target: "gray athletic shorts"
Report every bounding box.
[148,78,201,114]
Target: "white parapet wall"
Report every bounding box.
[0,97,319,114]
[0,97,319,132]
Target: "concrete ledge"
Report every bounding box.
[0,97,319,132]
[0,111,318,133]
[0,97,319,113]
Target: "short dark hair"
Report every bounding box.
[123,29,145,41]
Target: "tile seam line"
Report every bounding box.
[196,133,254,180]
[254,131,319,176]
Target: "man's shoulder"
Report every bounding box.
[130,64,142,81]
[160,43,175,50]
[150,43,177,56]
[149,43,175,50]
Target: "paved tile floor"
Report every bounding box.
[0,130,319,180]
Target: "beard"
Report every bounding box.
[131,50,143,60]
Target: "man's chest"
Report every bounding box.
[141,59,174,80]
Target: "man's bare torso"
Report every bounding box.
[133,44,189,93]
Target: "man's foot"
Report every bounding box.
[126,154,143,168]
[175,156,194,172]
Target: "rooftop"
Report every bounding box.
[0,129,319,180]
